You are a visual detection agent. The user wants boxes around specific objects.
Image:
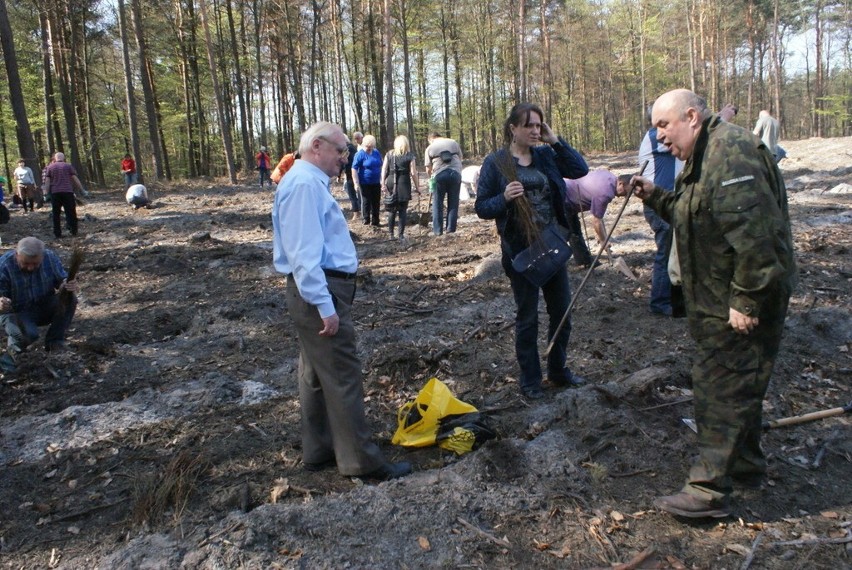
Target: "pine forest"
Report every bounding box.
[0,0,850,186]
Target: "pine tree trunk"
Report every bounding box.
[226,0,252,169]
[81,27,105,185]
[395,0,415,157]
[331,0,348,132]
[253,0,267,146]
[118,0,144,182]
[39,11,60,158]
[130,0,164,179]
[176,0,197,177]
[198,0,237,182]
[0,0,40,184]
[47,1,84,178]
[383,0,394,147]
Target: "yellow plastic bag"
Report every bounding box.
[392,378,495,455]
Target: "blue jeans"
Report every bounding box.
[344,179,360,213]
[124,173,137,187]
[503,253,572,392]
[1,294,77,352]
[644,205,673,315]
[432,169,461,235]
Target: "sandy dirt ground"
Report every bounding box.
[0,137,849,569]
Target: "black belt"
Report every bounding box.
[323,268,357,280]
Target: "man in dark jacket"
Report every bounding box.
[633,89,796,518]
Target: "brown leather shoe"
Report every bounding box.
[732,473,766,490]
[653,492,730,518]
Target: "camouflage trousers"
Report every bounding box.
[683,295,789,502]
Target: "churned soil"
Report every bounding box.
[0,137,849,569]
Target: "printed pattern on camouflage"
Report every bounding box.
[645,115,796,502]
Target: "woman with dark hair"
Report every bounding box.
[475,103,589,400]
[352,135,383,227]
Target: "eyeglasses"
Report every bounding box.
[319,136,349,157]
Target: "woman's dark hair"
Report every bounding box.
[503,102,545,146]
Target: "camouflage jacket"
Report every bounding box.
[646,115,796,338]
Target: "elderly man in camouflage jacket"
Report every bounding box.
[632,89,796,518]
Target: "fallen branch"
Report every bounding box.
[444,282,474,298]
[384,303,434,315]
[464,325,483,342]
[456,517,510,548]
[767,530,851,548]
[197,520,244,548]
[613,546,656,570]
[45,363,61,380]
[49,498,129,523]
[638,397,693,411]
[411,284,429,301]
[609,468,654,479]
[739,531,764,570]
[288,483,318,495]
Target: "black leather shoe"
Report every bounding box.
[303,458,336,472]
[521,387,545,400]
[361,461,412,481]
[550,372,586,388]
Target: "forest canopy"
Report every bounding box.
[0,0,849,186]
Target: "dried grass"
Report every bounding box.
[131,449,207,526]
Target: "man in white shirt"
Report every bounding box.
[272,121,411,481]
[753,110,780,158]
[125,184,149,209]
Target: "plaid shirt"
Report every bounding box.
[45,161,78,194]
[0,249,68,312]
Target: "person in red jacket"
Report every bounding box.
[121,154,137,188]
[256,147,272,188]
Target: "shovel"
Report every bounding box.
[682,401,852,433]
[581,209,638,281]
[612,253,639,281]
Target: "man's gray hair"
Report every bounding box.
[17,237,45,258]
[54,152,66,162]
[298,122,342,156]
[680,92,710,120]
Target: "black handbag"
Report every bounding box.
[383,192,399,211]
[384,153,396,190]
[510,224,573,287]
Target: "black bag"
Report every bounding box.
[383,193,399,211]
[439,149,454,163]
[511,224,573,287]
[384,154,396,190]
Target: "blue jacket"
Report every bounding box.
[475,138,588,254]
[352,149,383,185]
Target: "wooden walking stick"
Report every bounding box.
[683,402,852,433]
[544,160,649,357]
